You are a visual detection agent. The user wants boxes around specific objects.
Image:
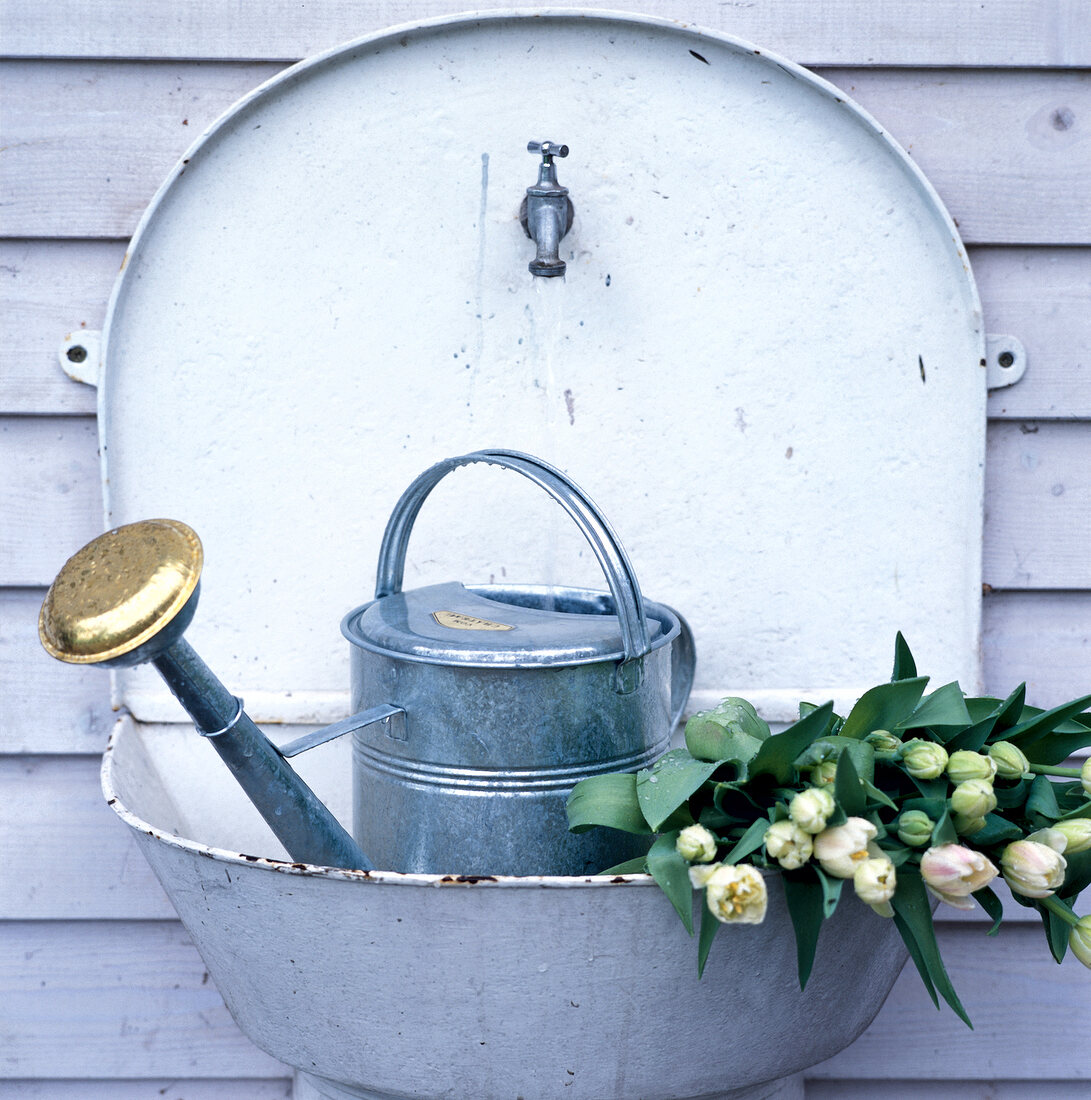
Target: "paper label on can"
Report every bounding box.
[432,610,514,631]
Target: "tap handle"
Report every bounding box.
[527,140,569,161]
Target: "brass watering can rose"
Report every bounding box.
[39,518,202,666]
[39,518,372,872]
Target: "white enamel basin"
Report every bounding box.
[104,715,908,1100]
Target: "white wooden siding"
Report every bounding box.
[2,0,1087,66]
[3,3,1089,1097]
[3,63,1089,242]
[5,242,1089,419]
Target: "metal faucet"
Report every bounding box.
[520,141,574,277]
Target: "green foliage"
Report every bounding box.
[748,702,835,786]
[566,773,650,835]
[892,631,917,681]
[892,869,972,1028]
[636,751,721,832]
[564,633,1091,1028]
[684,697,770,764]
[840,677,928,740]
[646,832,694,935]
[782,873,826,989]
[897,681,972,731]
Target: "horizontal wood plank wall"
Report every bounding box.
[0,1085,292,1100]
[2,4,1089,1096]
[4,62,1089,242]
[6,242,1089,419]
[2,0,1088,65]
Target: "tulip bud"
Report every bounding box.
[813,817,878,879]
[853,855,897,917]
[1083,758,1091,797]
[947,750,997,784]
[811,760,838,787]
[689,862,719,889]
[764,820,813,871]
[703,864,768,925]
[988,741,1031,781]
[788,787,836,835]
[897,809,934,847]
[676,824,718,863]
[954,813,987,836]
[865,730,902,755]
[920,844,999,910]
[1001,839,1067,899]
[950,778,997,820]
[1053,819,1091,855]
[901,739,949,780]
[1027,827,1068,854]
[1070,915,1091,970]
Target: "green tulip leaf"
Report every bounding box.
[944,716,996,752]
[1061,849,1091,900]
[1038,896,1075,964]
[595,856,649,875]
[976,885,1005,936]
[993,683,1028,731]
[566,773,652,835]
[966,695,1005,723]
[844,737,877,785]
[722,817,771,865]
[840,678,929,740]
[994,778,1031,811]
[1059,801,1091,822]
[783,871,826,990]
[696,892,720,978]
[909,775,949,800]
[799,700,842,736]
[813,864,843,919]
[875,841,913,867]
[896,681,971,731]
[863,778,899,811]
[697,805,738,830]
[1026,774,1063,825]
[932,807,959,847]
[646,832,694,935]
[1056,781,1087,811]
[684,697,770,762]
[835,748,867,817]
[1022,725,1091,766]
[892,631,918,681]
[748,702,835,785]
[1000,694,1091,756]
[637,750,721,832]
[968,813,1023,846]
[893,909,939,1009]
[901,796,948,819]
[892,868,972,1028]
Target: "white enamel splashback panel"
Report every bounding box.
[99,12,985,723]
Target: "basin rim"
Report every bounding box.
[102,715,668,888]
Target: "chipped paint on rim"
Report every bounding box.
[101,716,661,888]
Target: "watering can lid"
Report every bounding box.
[343,581,665,667]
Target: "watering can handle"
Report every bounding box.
[374,449,652,666]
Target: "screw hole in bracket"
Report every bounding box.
[985,334,1027,391]
[58,330,102,387]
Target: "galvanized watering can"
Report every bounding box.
[39,448,694,877]
[342,449,695,874]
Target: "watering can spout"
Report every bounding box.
[39,518,374,872]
